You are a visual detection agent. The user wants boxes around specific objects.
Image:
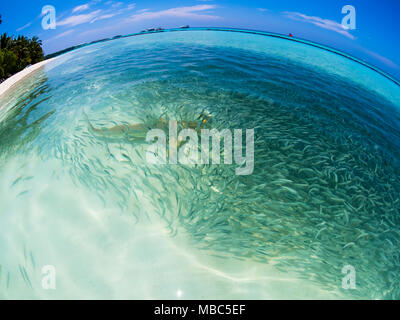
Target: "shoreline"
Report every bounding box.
[0,58,56,98]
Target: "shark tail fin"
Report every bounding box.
[83,110,97,133]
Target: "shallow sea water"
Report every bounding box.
[0,30,400,299]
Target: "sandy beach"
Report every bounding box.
[0,58,56,98]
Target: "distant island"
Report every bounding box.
[44,37,114,60]
[43,29,169,60]
[44,25,190,60]
[0,24,194,82]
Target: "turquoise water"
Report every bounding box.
[0,30,400,299]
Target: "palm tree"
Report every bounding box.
[0,31,44,81]
[1,33,12,50]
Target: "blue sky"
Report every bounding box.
[1,0,399,79]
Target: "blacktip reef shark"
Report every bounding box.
[84,111,212,145]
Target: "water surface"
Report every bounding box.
[0,30,400,299]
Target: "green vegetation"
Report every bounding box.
[0,33,44,82]
[45,38,112,60]
[0,14,44,82]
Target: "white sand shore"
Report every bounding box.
[0,58,56,98]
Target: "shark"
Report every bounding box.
[84,111,212,145]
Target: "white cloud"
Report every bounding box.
[111,2,123,8]
[89,2,136,23]
[60,1,137,26]
[52,29,75,40]
[128,4,220,22]
[362,48,399,69]
[72,4,90,13]
[91,13,118,23]
[16,21,32,32]
[283,11,355,40]
[58,10,101,26]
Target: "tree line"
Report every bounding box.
[0,14,44,82]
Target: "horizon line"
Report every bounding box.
[43,26,400,87]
